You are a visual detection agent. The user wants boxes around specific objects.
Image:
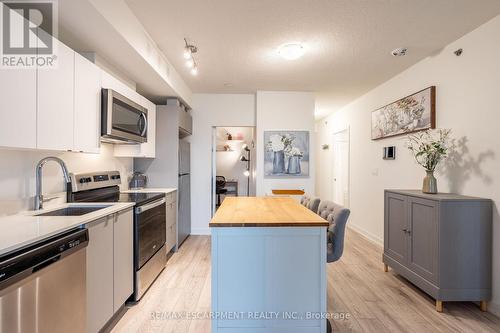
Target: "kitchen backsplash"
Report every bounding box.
[0,144,133,215]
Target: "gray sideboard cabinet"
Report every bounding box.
[383,190,492,312]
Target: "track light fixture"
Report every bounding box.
[183,38,199,76]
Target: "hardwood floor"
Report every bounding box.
[110,230,500,333]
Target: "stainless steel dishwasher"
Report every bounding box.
[0,228,88,333]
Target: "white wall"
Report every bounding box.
[190,94,256,235]
[256,91,316,196]
[134,105,179,188]
[215,127,256,197]
[316,14,500,314]
[0,144,133,215]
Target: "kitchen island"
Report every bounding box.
[210,197,329,333]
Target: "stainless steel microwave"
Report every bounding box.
[101,89,148,144]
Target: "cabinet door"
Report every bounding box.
[74,53,101,153]
[113,209,134,312]
[101,70,137,103]
[0,68,37,149]
[37,38,74,150]
[407,197,439,284]
[384,192,408,265]
[86,217,114,333]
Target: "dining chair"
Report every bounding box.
[215,176,227,207]
[317,200,351,263]
[300,195,321,213]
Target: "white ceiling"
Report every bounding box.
[126,0,500,117]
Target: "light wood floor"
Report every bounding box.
[109,229,500,333]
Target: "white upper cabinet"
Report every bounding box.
[0,28,156,154]
[0,68,37,149]
[37,37,75,151]
[74,53,101,153]
[101,70,137,103]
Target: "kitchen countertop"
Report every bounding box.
[122,188,177,194]
[210,197,329,227]
[0,202,135,256]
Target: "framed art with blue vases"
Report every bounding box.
[264,130,310,177]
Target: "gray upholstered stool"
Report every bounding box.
[318,201,350,333]
[300,195,321,213]
[317,200,351,263]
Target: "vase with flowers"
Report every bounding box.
[285,147,303,174]
[267,134,286,174]
[406,129,452,194]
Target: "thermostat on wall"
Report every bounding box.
[383,146,396,160]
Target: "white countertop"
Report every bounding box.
[0,202,135,256]
[122,188,177,194]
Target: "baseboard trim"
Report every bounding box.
[347,223,383,247]
[191,228,211,235]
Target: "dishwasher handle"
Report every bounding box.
[32,254,62,273]
[0,228,88,291]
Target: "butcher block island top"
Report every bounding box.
[210,196,329,227]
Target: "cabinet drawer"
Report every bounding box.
[166,201,177,227]
[165,191,177,205]
[165,223,177,252]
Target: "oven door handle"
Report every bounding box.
[135,198,165,214]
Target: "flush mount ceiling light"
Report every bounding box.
[278,42,306,60]
[391,47,408,57]
[183,38,199,75]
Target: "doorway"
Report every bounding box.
[332,128,350,207]
[211,126,256,216]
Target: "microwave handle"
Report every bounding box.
[140,112,148,137]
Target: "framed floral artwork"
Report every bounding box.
[371,86,436,140]
[264,130,309,177]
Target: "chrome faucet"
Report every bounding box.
[34,157,71,210]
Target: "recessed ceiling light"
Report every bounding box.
[190,66,198,76]
[278,43,306,60]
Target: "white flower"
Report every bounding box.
[269,134,285,152]
[290,147,302,156]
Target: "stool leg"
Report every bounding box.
[383,263,388,272]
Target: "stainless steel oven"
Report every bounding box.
[101,88,148,144]
[133,197,166,301]
[68,171,168,303]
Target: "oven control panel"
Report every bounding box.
[70,171,121,192]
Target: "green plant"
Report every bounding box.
[406,129,452,172]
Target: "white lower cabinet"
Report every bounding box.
[113,209,134,312]
[165,197,177,252]
[86,217,114,333]
[86,208,133,333]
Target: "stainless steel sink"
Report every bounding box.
[35,205,110,217]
